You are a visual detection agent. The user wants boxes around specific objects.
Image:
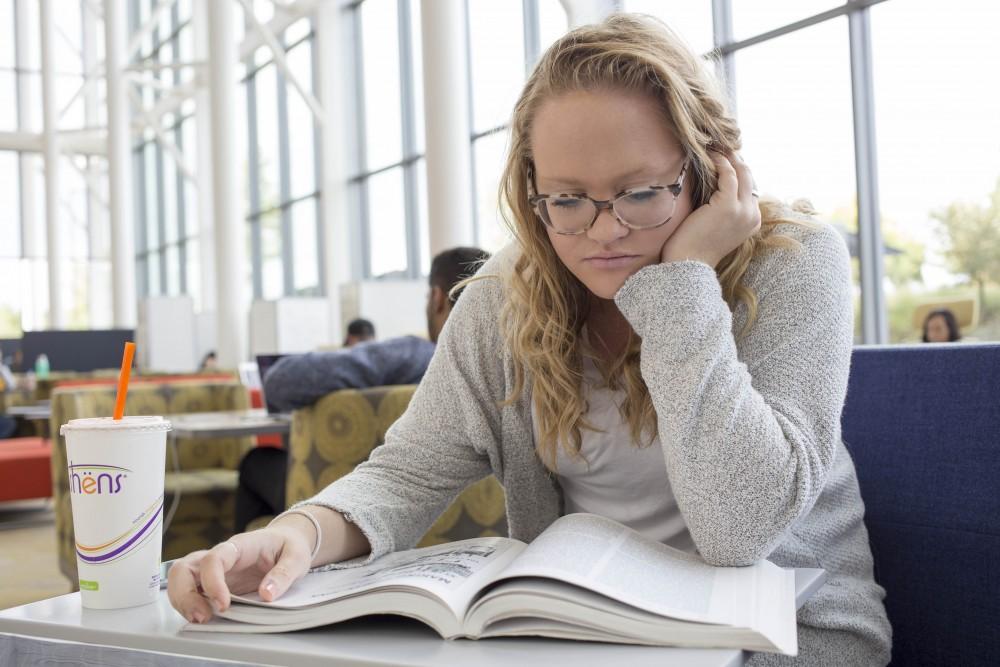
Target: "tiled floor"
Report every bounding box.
[0,499,71,610]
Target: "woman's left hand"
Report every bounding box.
[660,151,761,267]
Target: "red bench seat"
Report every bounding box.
[0,437,53,502]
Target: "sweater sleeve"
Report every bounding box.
[297,273,508,566]
[614,223,854,566]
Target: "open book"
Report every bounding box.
[187,513,798,655]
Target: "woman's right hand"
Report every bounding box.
[166,522,315,624]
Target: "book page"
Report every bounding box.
[232,537,525,617]
[487,513,773,626]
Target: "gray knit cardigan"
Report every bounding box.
[304,221,892,665]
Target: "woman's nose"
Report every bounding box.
[586,206,629,243]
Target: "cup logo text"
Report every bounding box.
[69,463,131,495]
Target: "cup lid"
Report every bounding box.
[60,416,172,435]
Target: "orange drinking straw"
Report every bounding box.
[113,342,136,420]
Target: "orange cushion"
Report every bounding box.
[0,437,53,501]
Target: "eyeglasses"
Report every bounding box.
[529,161,688,235]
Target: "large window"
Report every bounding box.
[243,17,322,298]
[132,0,196,307]
[467,0,568,253]
[348,0,423,279]
[871,0,1000,342]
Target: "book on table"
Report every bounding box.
[187,513,798,655]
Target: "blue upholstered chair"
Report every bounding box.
[842,344,1000,667]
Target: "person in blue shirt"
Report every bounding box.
[342,318,376,347]
[234,246,490,532]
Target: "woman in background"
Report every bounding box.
[922,308,961,342]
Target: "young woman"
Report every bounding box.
[169,14,891,665]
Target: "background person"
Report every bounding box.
[342,319,376,347]
[232,247,490,532]
[922,308,961,343]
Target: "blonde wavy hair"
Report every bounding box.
[495,14,811,469]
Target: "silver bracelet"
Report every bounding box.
[269,508,322,563]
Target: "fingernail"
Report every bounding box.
[263,580,276,596]
[192,611,206,623]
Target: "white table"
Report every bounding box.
[168,409,291,450]
[0,569,826,667]
[3,404,51,421]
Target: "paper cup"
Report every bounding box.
[60,416,171,609]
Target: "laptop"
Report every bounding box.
[254,354,288,415]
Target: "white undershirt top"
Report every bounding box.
[535,356,696,553]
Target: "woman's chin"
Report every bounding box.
[581,278,627,301]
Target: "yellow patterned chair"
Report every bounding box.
[281,385,507,546]
[0,386,34,416]
[49,380,254,587]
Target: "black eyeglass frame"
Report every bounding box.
[527,160,689,235]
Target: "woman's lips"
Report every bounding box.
[584,255,640,270]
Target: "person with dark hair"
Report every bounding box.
[922,308,962,343]
[343,318,376,347]
[199,350,218,371]
[426,246,493,344]
[230,246,489,532]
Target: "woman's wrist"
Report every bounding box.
[269,505,371,567]
[268,509,322,567]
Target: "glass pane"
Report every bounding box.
[66,261,89,329]
[177,25,195,84]
[473,131,514,254]
[56,75,85,129]
[88,165,110,259]
[286,40,316,199]
[0,151,20,257]
[18,0,38,70]
[366,167,407,277]
[410,0,425,154]
[181,119,198,235]
[254,64,281,212]
[733,19,858,338]
[0,0,14,68]
[361,0,403,170]
[185,238,201,311]
[159,41,175,88]
[0,72,14,132]
[417,159,429,276]
[86,260,113,330]
[468,1,524,133]
[252,0,274,25]
[61,158,88,260]
[253,45,272,69]
[735,19,854,222]
[163,142,179,244]
[143,142,159,251]
[165,244,180,295]
[538,0,569,56]
[17,72,42,132]
[54,1,83,74]
[732,1,845,41]
[177,0,192,23]
[285,17,311,45]
[623,0,714,56]
[147,252,161,296]
[872,0,1000,343]
[291,197,319,292]
[260,211,283,299]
